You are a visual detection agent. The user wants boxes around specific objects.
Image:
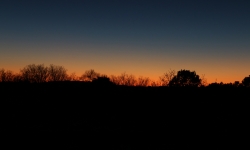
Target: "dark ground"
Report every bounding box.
[0,82,248,149]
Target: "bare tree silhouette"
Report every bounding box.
[124,74,137,86]
[0,69,15,82]
[20,64,49,83]
[150,81,161,87]
[48,64,68,82]
[117,73,127,85]
[137,76,150,86]
[200,74,208,87]
[108,73,137,86]
[169,69,201,87]
[13,73,23,82]
[80,69,100,82]
[116,73,137,86]
[68,72,79,81]
[109,75,119,84]
[159,69,176,86]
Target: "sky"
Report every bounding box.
[1,0,250,83]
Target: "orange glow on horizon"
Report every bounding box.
[0,46,249,84]
[2,66,247,84]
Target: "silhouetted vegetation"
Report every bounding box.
[159,69,176,86]
[0,68,15,82]
[1,64,249,87]
[168,69,201,87]
[242,75,250,87]
[0,64,248,149]
[137,76,151,86]
[92,75,115,86]
[48,64,68,81]
[20,64,49,83]
[80,69,100,82]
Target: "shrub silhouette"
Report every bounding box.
[92,76,115,86]
[242,75,250,87]
[169,69,201,87]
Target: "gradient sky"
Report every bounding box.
[1,0,250,83]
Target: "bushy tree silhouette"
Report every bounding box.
[169,69,201,87]
[242,75,250,87]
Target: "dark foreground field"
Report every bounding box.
[0,82,248,149]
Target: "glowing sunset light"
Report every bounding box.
[1,0,250,84]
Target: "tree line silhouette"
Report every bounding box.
[1,63,250,87]
[1,64,248,149]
